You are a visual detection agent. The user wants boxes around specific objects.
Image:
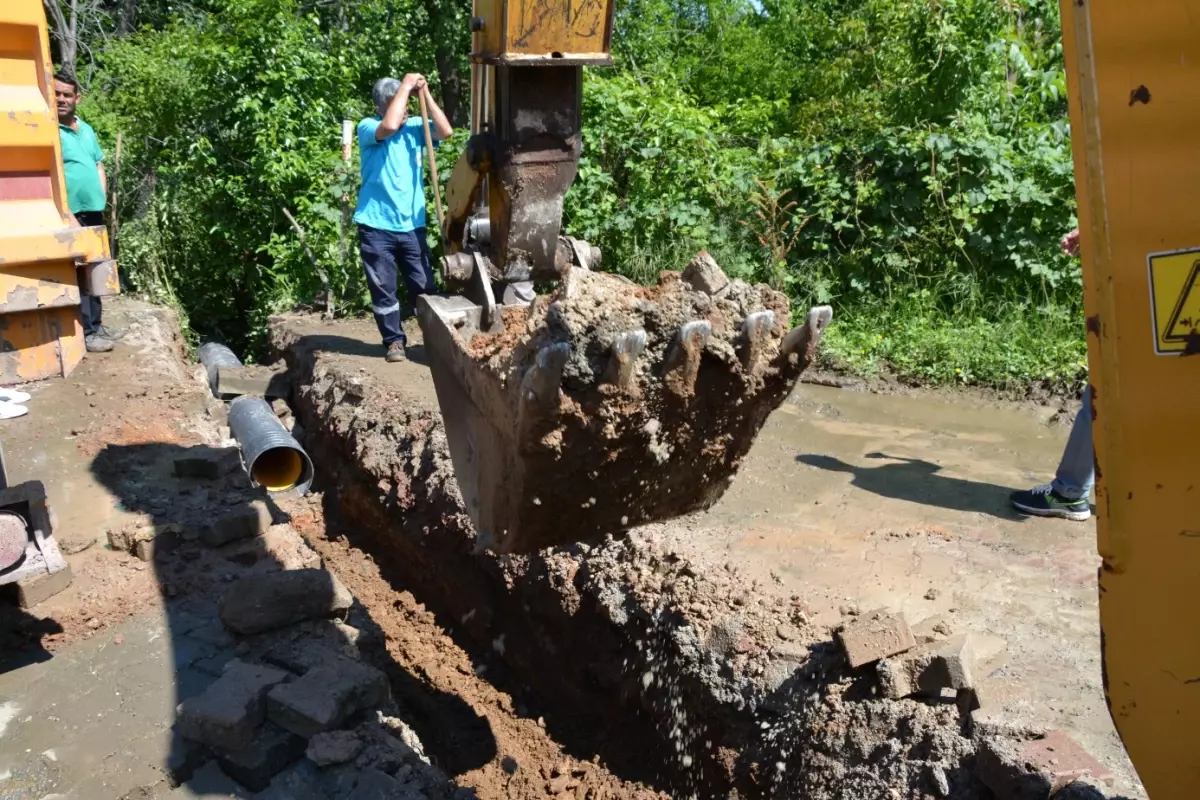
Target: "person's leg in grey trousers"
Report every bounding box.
[1051,384,1095,501]
[1010,384,1094,521]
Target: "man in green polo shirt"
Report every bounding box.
[55,72,123,353]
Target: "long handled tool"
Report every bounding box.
[417,91,445,237]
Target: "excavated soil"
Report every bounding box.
[442,260,820,552]
[271,312,1125,800]
[283,493,667,800]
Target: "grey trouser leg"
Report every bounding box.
[1051,384,1095,501]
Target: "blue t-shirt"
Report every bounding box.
[353,117,438,233]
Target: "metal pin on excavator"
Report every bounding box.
[416,0,832,554]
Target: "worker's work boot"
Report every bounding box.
[95,324,126,340]
[1010,484,1090,521]
[385,341,407,363]
[85,335,114,353]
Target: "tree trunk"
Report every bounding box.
[42,0,77,75]
[116,0,137,36]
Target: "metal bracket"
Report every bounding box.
[469,251,499,331]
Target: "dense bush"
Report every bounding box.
[78,0,1085,388]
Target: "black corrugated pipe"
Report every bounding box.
[198,343,242,396]
[228,396,313,495]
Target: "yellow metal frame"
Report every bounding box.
[473,0,614,64]
[0,0,117,384]
[1061,1,1200,795]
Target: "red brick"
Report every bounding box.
[977,731,1111,799]
[837,609,915,668]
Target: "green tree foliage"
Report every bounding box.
[86,0,437,347]
[70,0,1084,386]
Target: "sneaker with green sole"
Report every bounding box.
[1010,484,1090,521]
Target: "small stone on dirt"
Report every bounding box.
[176,659,289,750]
[108,521,181,553]
[680,251,730,296]
[837,609,916,668]
[216,721,306,791]
[307,729,363,766]
[775,623,800,641]
[218,568,352,635]
[202,500,274,548]
[924,588,941,601]
[267,656,389,737]
[977,731,1111,799]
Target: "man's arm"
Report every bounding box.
[419,84,454,141]
[98,162,108,198]
[376,74,422,141]
[1061,228,1080,258]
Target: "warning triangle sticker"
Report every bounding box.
[1164,260,1200,343]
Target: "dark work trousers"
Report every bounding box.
[75,210,105,337]
[358,225,436,347]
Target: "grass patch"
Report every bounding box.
[820,296,1087,392]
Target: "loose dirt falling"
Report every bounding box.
[284,495,668,800]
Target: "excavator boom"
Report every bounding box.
[417,0,832,553]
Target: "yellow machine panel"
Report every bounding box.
[0,0,117,383]
[474,0,614,64]
[1061,1,1200,795]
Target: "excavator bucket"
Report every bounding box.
[417,254,832,554]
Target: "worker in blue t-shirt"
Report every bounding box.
[354,74,452,363]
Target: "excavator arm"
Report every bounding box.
[417,0,833,554]
[436,2,607,327]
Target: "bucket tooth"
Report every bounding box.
[739,310,776,372]
[518,343,570,443]
[663,320,712,398]
[603,330,647,391]
[780,305,834,367]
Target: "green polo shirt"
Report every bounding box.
[59,118,105,214]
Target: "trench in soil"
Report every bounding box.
[268,315,1028,800]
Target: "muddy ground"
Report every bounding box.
[0,299,1140,799]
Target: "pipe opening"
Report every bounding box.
[251,447,304,492]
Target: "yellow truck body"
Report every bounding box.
[1061,0,1200,795]
[0,0,118,384]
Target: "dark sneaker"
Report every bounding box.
[385,341,407,363]
[85,334,114,353]
[1010,484,1090,521]
[96,324,125,340]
